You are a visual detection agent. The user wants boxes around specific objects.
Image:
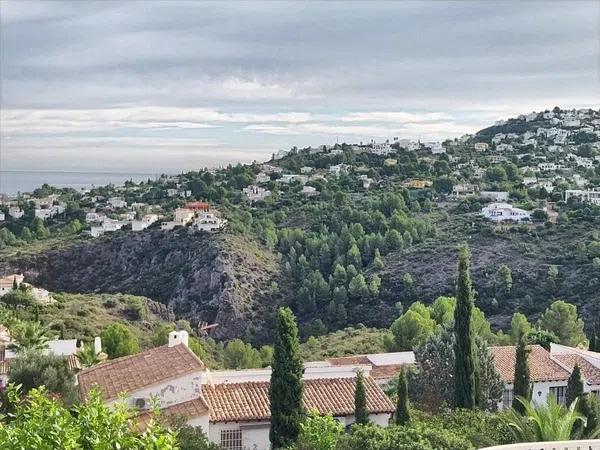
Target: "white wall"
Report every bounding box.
[107,371,203,410]
[209,421,271,450]
[499,381,568,410]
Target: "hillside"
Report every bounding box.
[1,229,281,344]
[1,107,599,344]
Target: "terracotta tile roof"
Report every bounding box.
[554,354,600,385]
[203,376,394,423]
[328,356,371,366]
[137,395,210,431]
[489,345,571,383]
[78,344,204,401]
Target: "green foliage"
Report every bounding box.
[124,296,146,320]
[1,289,36,308]
[170,417,221,450]
[566,364,584,407]
[8,352,79,406]
[453,244,476,409]
[538,300,587,347]
[336,422,474,450]
[354,371,369,425]
[76,343,103,369]
[512,338,530,413]
[509,313,532,343]
[295,410,344,450]
[389,303,436,351]
[0,386,179,449]
[152,323,176,347]
[502,396,594,442]
[577,393,600,438]
[7,320,50,353]
[269,307,304,448]
[525,328,558,351]
[223,339,262,369]
[395,369,410,425]
[101,323,140,359]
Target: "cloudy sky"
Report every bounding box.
[1,1,599,173]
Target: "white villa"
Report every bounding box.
[481,202,531,223]
[565,189,600,205]
[0,274,24,297]
[195,212,227,232]
[77,331,394,450]
[243,185,271,203]
[452,184,480,199]
[369,143,394,156]
[8,207,24,219]
[474,142,489,151]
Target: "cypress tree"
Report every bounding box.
[269,307,304,448]
[395,368,410,425]
[354,370,369,425]
[566,364,584,406]
[453,244,477,409]
[512,337,530,413]
[12,277,18,290]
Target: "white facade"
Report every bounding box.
[370,143,394,156]
[243,185,271,203]
[565,189,600,205]
[301,186,318,197]
[8,207,24,219]
[0,212,4,222]
[474,142,489,151]
[108,197,127,209]
[195,213,227,232]
[173,208,195,224]
[481,202,531,222]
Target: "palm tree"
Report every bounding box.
[504,396,600,441]
[76,343,105,368]
[7,321,50,353]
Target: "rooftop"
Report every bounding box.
[202,376,394,423]
[78,343,204,401]
[489,345,571,382]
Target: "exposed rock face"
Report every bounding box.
[0,230,280,343]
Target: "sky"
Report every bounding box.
[1,1,599,173]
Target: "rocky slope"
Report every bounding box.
[0,229,281,343]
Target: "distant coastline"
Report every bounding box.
[0,170,160,196]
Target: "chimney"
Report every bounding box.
[168,330,189,348]
[94,337,102,355]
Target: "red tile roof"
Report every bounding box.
[203,376,394,423]
[554,354,600,385]
[78,344,204,401]
[489,345,571,382]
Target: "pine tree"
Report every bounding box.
[395,368,410,425]
[269,307,304,448]
[453,244,477,409]
[354,371,369,425]
[512,337,530,414]
[566,364,584,406]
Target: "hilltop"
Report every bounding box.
[1,107,599,345]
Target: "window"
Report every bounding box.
[502,389,514,409]
[550,386,566,406]
[220,429,242,450]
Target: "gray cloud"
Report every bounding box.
[1,0,599,172]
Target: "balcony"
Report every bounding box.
[480,440,600,450]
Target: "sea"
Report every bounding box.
[0,171,160,196]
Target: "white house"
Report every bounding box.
[255,172,271,184]
[85,211,105,223]
[0,274,24,297]
[369,143,394,156]
[480,191,510,202]
[131,214,158,232]
[301,186,318,197]
[243,185,271,203]
[424,142,445,154]
[173,208,195,225]
[195,212,227,232]
[279,174,308,185]
[0,212,4,222]
[496,143,514,152]
[565,189,600,205]
[329,164,348,175]
[107,197,127,209]
[537,162,562,172]
[474,142,489,152]
[77,331,394,450]
[452,184,480,199]
[481,202,531,223]
[8,207,24,219]
[300,166,314,174]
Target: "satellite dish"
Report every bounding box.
[135,398,147,409]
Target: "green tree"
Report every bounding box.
[152,323,176,347]
[526,329,559,351]
[76,343,104,369]
[354,371,369,425]
[7,321,50,353]
[395,369,410,425]
[577,393,600,438]
[389,305,436,351]
[496,264,513,294]
[101,323,140,359]
[566,365,584,407]
[347,244,362,269]
[503,397,592,442]
[223,339,262,369]
[538,300,587,347]
[0,386,178,449]
[509,313,532,343]
[372,249,384,270]
[8,353,79,405]
[269,307,304,448]
[296,410,343,450]
[512,337,530,414]
[453,244,477,409]
[348,274,370,300]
